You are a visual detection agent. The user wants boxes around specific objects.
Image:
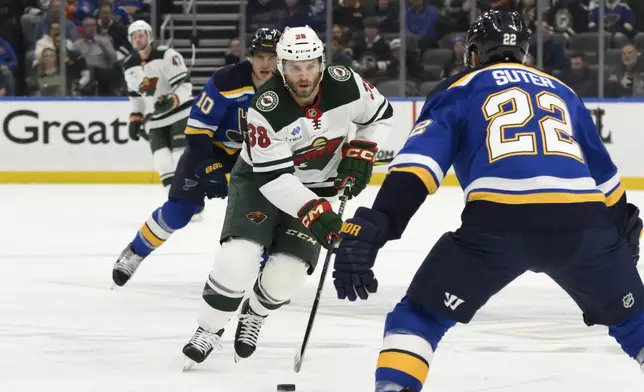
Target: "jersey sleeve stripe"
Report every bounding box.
[355,98,389,126]
[169,71,188,85]
[220,86,255,98]
[187,118,219,132]
[128,90,142,97]
[605,183,626,207]
[253,160,294,173]
[597,172,621,194]
[213,141,241,155]
[464,176,598,195]
[390,153,445,183]
[185,127,214,138]
[389,166,439,194]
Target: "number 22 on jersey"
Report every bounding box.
[483,87,584,163]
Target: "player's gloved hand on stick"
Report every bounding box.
[154,93,179,114]
[622,203,642,264]
[333,207,389,301]
[334,140,377,199]
[128,113,148,141]
[194,159,228,199]
[298,199,342,249]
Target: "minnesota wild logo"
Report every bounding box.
[256,91,279,112]
[139,77,159,96]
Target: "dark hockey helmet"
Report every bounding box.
[249,28,281,54]
[464,10,530,67]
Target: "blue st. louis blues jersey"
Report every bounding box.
[184,60,255,160]
[378,63,626,234]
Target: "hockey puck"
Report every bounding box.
[277,384,296,391]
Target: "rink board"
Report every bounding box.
[1,97,643,188]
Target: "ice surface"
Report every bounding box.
[1,185,644,391]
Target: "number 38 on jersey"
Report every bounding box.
[482,86,584,164]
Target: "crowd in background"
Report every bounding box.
[231,0,644,98]
[0,0,156,97]
[1,0,644,97]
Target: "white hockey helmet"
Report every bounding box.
[276,26,326,85]
[128,20,154,47]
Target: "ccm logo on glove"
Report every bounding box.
[345,147,376,162]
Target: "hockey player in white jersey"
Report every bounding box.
[124,20,193,190]
[180,25,395,369]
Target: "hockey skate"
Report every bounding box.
[234,299,266,362]
[182,326,224,371]
[112,243,144,288]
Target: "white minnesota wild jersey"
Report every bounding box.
[243,66,394,217]
[124,45,193,129]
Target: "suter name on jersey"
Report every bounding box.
[124,37,193,130]
[244,62,393,217]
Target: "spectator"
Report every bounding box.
[96,0,133,26]
[448,35,468,75]
[21,0,47,47]
[547,0,589,39]
[407,0,440,50]
[589,0,642,48]
[386,38,423,81]
[0,37,17,95]
[0,71,5,96]
[529,22,567,75]
[516,0,538,32]
[74,16,120,95]
[225,38,241,65]
[352,17,393,79]
[443,0,474,33]
[372,0,399,33]
[247,0,286,32]
[53,31,93,95]
[28,47,65,96]
[66,0,95,27]
[607,43,644,97]
[560,53,597,97]
[282,0,311,29]
[34,22,75,66]
[525,52,535,66]
[332,40,353,68]
[35,0,78,43]
[308,0,326,31]
[97,1,131,61]
[334,0,366,31]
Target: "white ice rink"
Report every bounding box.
[2,185,644,392]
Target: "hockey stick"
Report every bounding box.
[139,36,198,139]
[294,181,352,373]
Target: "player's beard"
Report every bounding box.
[287,73,322,99]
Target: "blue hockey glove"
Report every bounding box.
[622,203,642,264]
[333,207,390,301]
[194,159,228,199]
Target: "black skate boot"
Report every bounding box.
[112,243,144,287]
[400,388,419,392]
[234,299,266,362]
[182,326,224,370]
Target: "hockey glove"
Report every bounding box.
[334,140,377,199]
[298,199,342,249]
[194,159,228,199]
[622,203,643,264]
[153,93,179,115]
[333,207,389,301]
[128,113,148,141]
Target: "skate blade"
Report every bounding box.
[234,353,242,363]
[183,358,197,371]
[191,213,204,223]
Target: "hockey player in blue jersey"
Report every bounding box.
[112,28,281,287]
[331,11,644,392]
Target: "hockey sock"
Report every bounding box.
[376,297,456,392]
[153,147,175,187]
[131,199,199,257]
[249,255,309,316]
[198,239,264,331]
[608,311,644,370]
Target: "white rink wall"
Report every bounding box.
[0,97,643,188]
